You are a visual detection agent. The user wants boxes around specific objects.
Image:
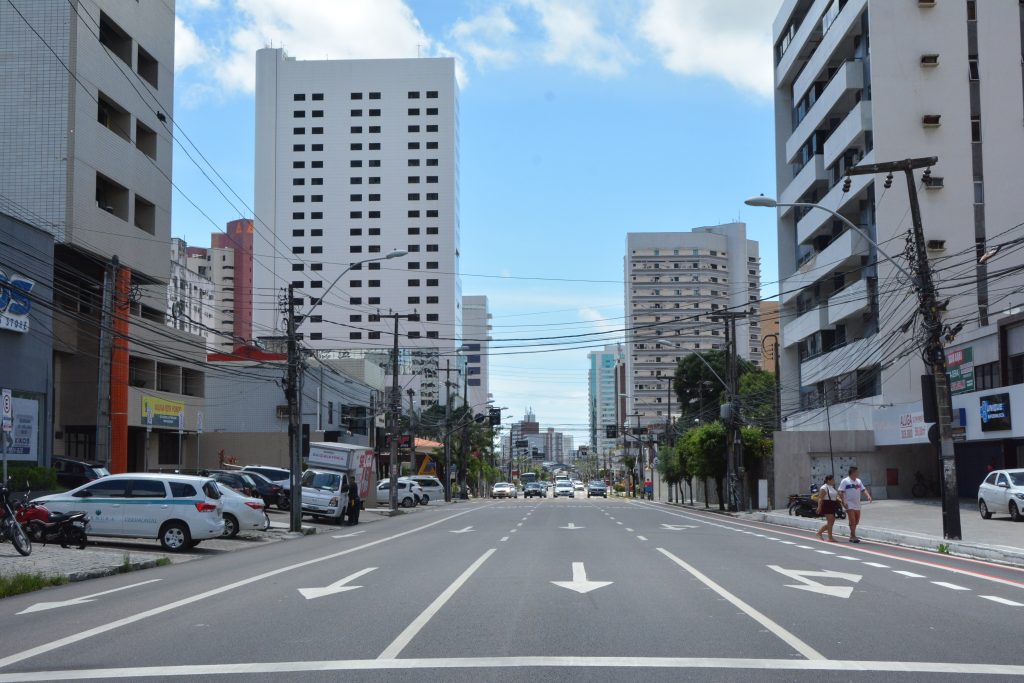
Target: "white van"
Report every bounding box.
[300,442,374,523]
[34,473,224,551]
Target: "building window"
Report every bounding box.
[409,159,421,166]
[969,56,980,81]
[351,143,363,151]
[293,144,305,152]
[350,177,362,185]
[368,280,380,287]
[311,263,322,271]
[369,92,380,99]
[312,110,323,118]
[409,210,420,217]
[293,178,305,186]
[312,93,323,101]
[967,0,977,21]
[292,246,304,254]
[427,141,438,149]
[408,331,421,339]
[408,108,420,115]
[351,109,362,117]
[974,177,985,204]
[312,127,323,134]
[409,296,420,304]
[426,227,439,235]
[350,228,363,235]
[368,194,380,201]
[408,279,420,286]
[408,125,420,133]
[426,125,438,132]
[426,279,438,286]
[311,246,322,254]
[408,91,420,99]
[311,161,323,168]
[972,116,982,142]
[350,280,362,288]
[427,313,439,322]
[291,263,304,271]
[292,212,304,220]
[311,178,323,186]
[351,92,362,100]
[310,333,322,341]
[311,228,323,236]
[369,142,380,150]
[368,227,380,235]
[291,229,304,237]
[311,212,323,219]
[426,108,438,116]
[294,94,306,101]
[351,126,363,134]
[427,296,439,304]
[350,194,362,201]
[312,144,323,151]
[976,361,1000,390]
[351,245,363,253]
[426,262,438,269]
[350,332,362,340]
[293,195,305,202]
[426,244,438,252]
[369,125,380,133]
[350,298,362,305]
[408,262,420,269]
[293,161,305,169]
[368,160,380,167]
[408,193,421,201]
[408,142,420,149]
[409,227,421,235]
[294,111,306,118]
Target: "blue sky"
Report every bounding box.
[171,0,784,443]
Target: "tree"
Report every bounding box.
[673,350,757,424]
[738,370,778,436]
[681,421,727,510]
[622,455,637,496]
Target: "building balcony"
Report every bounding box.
[827,277,870,326]
[779,154,827,207]
[823,100,871,169]
[782,305,828,348]
[775,0,831,88]
[791,0,868,104]
[794,156,874,242]
[781,228,869,305]
[785,60,864,164]
[801,336,879,386]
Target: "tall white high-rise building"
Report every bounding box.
[770,1,1024,504]
[253,50,460,406]
[461,295,491,413]
[624,225,762,431]
[588,344,624,459]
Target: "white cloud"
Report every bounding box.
[450,6,519,69]
[174,17,208,72]
[577,306,620,336]
[523,0,633,76]
[178,0,220,11]
[188,0,463,95]
[637,0,784,98]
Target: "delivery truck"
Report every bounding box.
[300,442,375,523]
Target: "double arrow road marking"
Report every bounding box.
[560,522,584,530]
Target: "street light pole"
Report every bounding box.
[379,311,415,513]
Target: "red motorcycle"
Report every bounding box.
[0,484,31,556]
[16,494,89,549]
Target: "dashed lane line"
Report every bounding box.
[932,582,970,591]
[626,528,634,532]
[500,537,509,542]
[637,536,648,541]
[893,571,925,578]
[862,562,890,568]
[979,595,1024,607]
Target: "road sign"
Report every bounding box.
[196,411,204,434]
[767,565,862,599]
[1,388,11,433]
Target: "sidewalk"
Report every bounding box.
[747,498,1024,566]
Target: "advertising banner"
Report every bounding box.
[947,347,975,395]
[7,397,38,460]
[141,396,185,428]
[979,393,1012,432]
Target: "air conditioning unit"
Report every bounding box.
[920,54,939,67]
[922,114,941,127]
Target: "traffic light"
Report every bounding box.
[605,425,617,438]
[488,407,502,426]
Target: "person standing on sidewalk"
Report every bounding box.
[815,474,839,542]
[838,466,872,543]
[346,479,361,526]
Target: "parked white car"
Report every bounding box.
[215,483,270,537]
[978,468,1024,521]
[34,473,224,551]
[376,479,420,507]
[407,475,444,503]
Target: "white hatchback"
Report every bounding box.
[34,473,224,551]
[978,468,1024,521]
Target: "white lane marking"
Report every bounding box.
[932,582,970,591]
[378,548,496,659]
[0,504,490,671]
[560,523,584,530]
[626,528,634,532]
[298,568,376,600]
[862,562,889,568]
[979,595,1024,607]
[768,566,861,599]
[516,523,523,527]
[332,530,366,539]
[893,571,925,578]
[500,537,509,542]
[6,657,1024,680]
[815,551,835,555]
[616,521,623,525]
[657,548,825,661]
[779,541,796,545]
[17,580,161,615]
[660,524,697,531]
[795,545,813,550]
[510,529,518,533]
[637,536,648,541]
[449,526,474,534]
[550,562,613,594]
[630,499,1024,590]
[837,556,860,561]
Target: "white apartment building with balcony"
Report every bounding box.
[771,0,1024,503]
[624,225,762,432]
[461,295,491,413]
[252,50,461,407]
[167,238,214,348]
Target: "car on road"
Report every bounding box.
[978,468,1024,521]
[407,475,444,503]
[573,480,585,492]
[215,483,270,537]
[492,482,516,498]
[554,481,574,498]
[523,482,546,498]
[34,473,224,551]
[586,480,608,498]
[376,479,420,507]
[51,456,110,490]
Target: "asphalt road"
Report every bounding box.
[0,496,1022,681]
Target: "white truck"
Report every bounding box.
[300,442,375,523]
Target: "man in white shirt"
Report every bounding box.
[838,466,872,543]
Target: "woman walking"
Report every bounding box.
[815,474,839,542]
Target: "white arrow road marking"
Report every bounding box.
[767,566,862,599]
[560,522,584,530]
[550,562,613,594]
[298,567,376,600]
[660,523,697,531]
[18,579,162,615]
[449,526,474,534]
[331,530,366,539]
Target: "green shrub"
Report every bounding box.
[613,483,625,493]
[0,572,68,598]
[6,466,58,492]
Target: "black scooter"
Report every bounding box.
[788,485,846,520]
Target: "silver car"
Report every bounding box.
[978,468,1024,521]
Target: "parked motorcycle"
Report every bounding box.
[16,493,89,549]
[788,485,846,520]
[0,483,32,556]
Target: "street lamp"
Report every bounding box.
[285,249,407,531]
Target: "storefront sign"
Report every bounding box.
[7,397,38,460]
[898,411,927,441]
[979,393,1012,432]
[0,269,33,334]
[141,396,186,428]
[947,347,974,395]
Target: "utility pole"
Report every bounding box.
[721,311,748,512]
[285,284,303,532]
[379,311,415,512]
[95,257,116,470]
[407,388,417,476]
[762,333,781,509]
[440,360,459,502]
[847,155,962,539]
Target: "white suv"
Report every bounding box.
[34,473,224,551]
[407,476,444,503]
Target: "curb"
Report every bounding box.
[66,556,169,583]
[750,510,1024,567]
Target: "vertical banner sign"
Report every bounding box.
[947,347,974,395]
[1,388,11,433]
